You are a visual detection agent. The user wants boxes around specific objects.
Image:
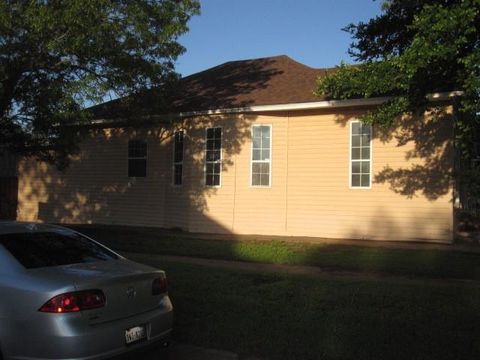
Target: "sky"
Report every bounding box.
[175,0,384,77]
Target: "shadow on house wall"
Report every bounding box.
[333,106,454,201]
[16,58,454,242]
[18,118,252,235]
[17,106,455,241]
[17,57,288,232]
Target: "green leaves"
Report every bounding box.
[360,97,410,128]
[0,0,200,167]
[318,0,479,116]
[317,0,479,123]
[316,60,406,100]
[316,0,480,199]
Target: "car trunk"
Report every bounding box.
[30,259,166,324]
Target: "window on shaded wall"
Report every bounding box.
[251,125,271,186]
[128,140,147,177]
[205,127,222,186]
[173,130,184,185]
[350,121,372,188]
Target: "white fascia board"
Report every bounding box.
[90,91,463,125]
[177,97,391,118]
[176,91,463,118]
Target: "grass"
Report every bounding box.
[131,255,480,360]
[69,225,480,281]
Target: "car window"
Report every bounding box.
[0,231,118,269]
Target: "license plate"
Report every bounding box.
[125,325,146,345]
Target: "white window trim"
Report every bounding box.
[349,120,373,189]
[127,139,147,178]
[172,130,185,186]
[204,126,222,188]
[250,124,272,188]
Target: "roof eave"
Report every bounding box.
[90,91,463,126]
[177,97,391,117]
[176,91,463,118]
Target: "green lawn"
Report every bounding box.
[69,225,480,281]
[131,255,480,360]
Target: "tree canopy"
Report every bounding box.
[0,0,199,167]
[317,0,479,147]
[316,0,480,201]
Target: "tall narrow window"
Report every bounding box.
[173,131,184,185]
[205,127,222,186]
[128,140,147,177]
[350,121,372,188]
[251,125,271,186]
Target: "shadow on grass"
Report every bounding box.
[146,259,480,360]
[69,224,480,281]
[63,224,480,360]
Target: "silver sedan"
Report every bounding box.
[0,221,173,360]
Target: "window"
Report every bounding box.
[205,127,222,186]
[0,231,118,269]
[350,121,372,188]
[128,140,147,177]
[251,125,271,186]
[173,131,184,185]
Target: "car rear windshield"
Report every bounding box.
[0,231,118,269]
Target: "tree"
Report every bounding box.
[316,0,480,201]
[0,0,200,168]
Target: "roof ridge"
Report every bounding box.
[224,54,289,64]
[179,55,334,81]
[179,55,288,80]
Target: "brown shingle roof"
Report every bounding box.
[91,55,334,119]
[171,55,332,111]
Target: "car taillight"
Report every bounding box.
[39,290,106,313]
[152,276,168,295]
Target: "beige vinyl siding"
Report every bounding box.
[164,130,190,231]
[162,109,452,242]
[186,117,236,233]
[284,109,453,241]
[17,128,168,227]
[230,114,288,235]
[17,107,454,243]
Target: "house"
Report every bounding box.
[14,56,456,242]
